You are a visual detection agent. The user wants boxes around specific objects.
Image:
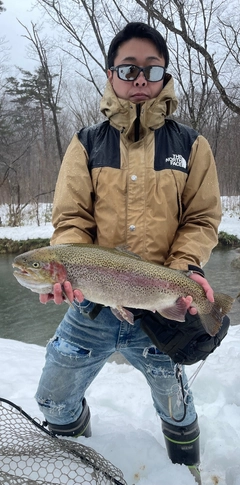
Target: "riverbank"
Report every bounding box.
[0,231,240,254]
[0,197,240,253]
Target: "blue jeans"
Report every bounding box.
[36,300,197,427]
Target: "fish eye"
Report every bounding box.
[32,262,40,268]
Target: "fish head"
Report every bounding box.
[12,247,68,294]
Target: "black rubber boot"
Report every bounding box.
[47,398,92,437]
[162,417,201,484]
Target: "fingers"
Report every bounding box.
[188,306,198,315]
[40,283,65,304]
[189,273,214,302]
[181,295,198,315]
[183,273,214,315]
[182,295,193,309]
[62,283,84,303]
[39,293,54,304]
[39,282,84,305]
[62,281,74,303]
[73,289,84,302]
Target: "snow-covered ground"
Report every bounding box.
[0,197,240,485]
[0,327,240,485]
[0,196,240,240]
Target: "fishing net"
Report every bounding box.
[0,398,127,485]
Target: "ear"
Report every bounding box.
[107,69,113,82]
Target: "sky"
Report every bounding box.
[0,197,240,484]
[0,0,43,72]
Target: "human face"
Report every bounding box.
[107,37,166,103]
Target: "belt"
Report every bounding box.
[81,303,103,320]
[82,304,144,321]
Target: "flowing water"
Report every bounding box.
[0,248,239,347]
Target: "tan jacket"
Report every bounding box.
[51,76,221,271]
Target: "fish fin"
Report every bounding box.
[115,245,142,260]
[157,297,188,322]
[199,293,235,336]
[111,306,135,325]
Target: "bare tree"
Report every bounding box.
[0,1,5,13]
[19,21,64,162]
[65,80,104,130]
[0,2,10,87]
[0,92,39,213]
[2,0,237,197]
[35,0,109,96]
[35,0,150,95]
[134,0,240,114]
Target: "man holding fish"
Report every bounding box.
[24,22,228,483]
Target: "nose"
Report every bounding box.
[133,71,147,86]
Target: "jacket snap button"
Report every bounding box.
[131,175,137,181]
[129,225,136,231]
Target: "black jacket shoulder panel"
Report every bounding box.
[77,118,198,173]
[154,119,199,173]
[77,121,121,169]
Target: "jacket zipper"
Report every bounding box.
[134,104,141,142]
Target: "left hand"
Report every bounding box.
[182,273,214,316]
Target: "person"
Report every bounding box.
[36,22,222,484]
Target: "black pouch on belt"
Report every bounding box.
[140,311,230,365]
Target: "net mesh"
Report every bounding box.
[0,398,127,485]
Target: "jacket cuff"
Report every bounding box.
[188,264,205,277]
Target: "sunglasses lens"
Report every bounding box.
[147,66,165,81]
[118,65,140,81]
[116,65,165,82]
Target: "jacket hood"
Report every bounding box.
[100,74,178,136]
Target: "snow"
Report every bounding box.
[0,222,53,241]
[0,328,240,485]
[0,197,240,484]
[0,197,239,241]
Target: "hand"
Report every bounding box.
[182,273,214,316]
[39,281,84,305]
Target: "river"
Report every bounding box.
[0,248,239,347]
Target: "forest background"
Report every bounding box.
[0,0,240,227]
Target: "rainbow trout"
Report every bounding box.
[12,244,235,336]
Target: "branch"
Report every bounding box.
[134,0,240,114]
[36,0,106,74]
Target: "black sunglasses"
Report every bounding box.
[110,64,166,82]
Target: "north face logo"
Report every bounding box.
[165,154,187,169]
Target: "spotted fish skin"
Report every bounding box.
[12,243,235,336]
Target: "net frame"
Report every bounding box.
[0,398,127,485]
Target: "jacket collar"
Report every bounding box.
[100,74,178,139]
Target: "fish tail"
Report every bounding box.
[214,293,235,315]
[199,293,235,337]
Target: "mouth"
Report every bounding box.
[12,264,31,277]
[131,92,149,101]
[12,264,53,293]
[13,269,34,281]
[12,263,41,282]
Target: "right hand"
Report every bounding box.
[39,281,84,305]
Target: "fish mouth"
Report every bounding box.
[12,264,36,279]
[12,264,53,294]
